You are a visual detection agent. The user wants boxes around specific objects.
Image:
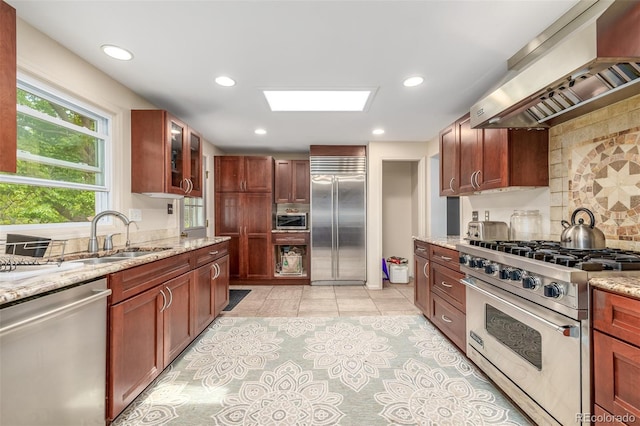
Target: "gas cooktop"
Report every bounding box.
[467,240,640,271]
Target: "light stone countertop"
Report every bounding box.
[589,276,640,300]
[0,236,230,307]
[412,235,468,251]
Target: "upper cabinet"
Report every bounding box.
[0,1,16,173]
[131,110,202,197]
[439,112,548,196]
[274,159,309,203]
[214,156,273,193]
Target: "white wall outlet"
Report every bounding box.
[129,209,142,221]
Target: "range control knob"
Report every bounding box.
[468,258,478,268]
[484,263,498,275]
[476,259,487,269]
[543,283,565,299]
[522,276,541,290]
[499,268,512,280]
[509,269,523,281]
[459,254,471,265]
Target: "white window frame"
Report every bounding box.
[0,74,113,230]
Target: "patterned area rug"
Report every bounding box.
[112,316,532,425]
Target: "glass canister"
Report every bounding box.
[510,210,542,241]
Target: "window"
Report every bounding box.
[0,77,111,225]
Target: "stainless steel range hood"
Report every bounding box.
[471,0,640,129]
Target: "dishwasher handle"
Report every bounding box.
[0,288,111,337]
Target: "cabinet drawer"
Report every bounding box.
[414,240,429,258]
[109,252,192,304]
[593,404,627,426]
[593,289,640,347]
[429,244,460,271]
[193,241,229,268]
[430,262,465,312]
[431,293,466,351]
[593,330,640,424]
[272,232,309,245]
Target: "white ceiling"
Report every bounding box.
[9,0,580,153]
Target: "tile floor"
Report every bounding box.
[222,280,420,317]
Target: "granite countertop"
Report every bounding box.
[0,236,231,307]
[589,277,640,300]
[412,235,468,251]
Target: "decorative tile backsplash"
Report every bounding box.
[549,93,640,250]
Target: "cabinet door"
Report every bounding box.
[242,193,272,278]
[214,255,230,316]
[457,114,480,194]
[167,115,189,196]
[244,156,273,192]
[187,129,202,197]
[0,1,16,173]
[439,123,458,196]
[215,156,244,192]
[274,160,292,203]
[593,330,640,424]
[193,263,215,335]
[291,160,310,203]
[414,254,430,316]
[163,273,195,365]
[215,192,242,278]
[478,128,508,190]
[109,288,163,421]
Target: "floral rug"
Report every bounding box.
[112,315,532,425]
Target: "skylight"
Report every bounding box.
[263,90,373,112]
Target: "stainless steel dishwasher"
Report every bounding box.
[0,279,111,425]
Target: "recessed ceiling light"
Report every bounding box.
[263,90,372,112]
[372,128,385,135]
[254,128,267,135]
[101,44,133,61]
[215,76,236,87]
[403,76,424,87]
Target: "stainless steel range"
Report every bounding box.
[456,240,640,426]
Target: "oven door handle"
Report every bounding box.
[460,277,578,338]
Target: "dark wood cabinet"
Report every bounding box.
[131,110,202,197]
[274,159,309,203]
[0,0,16,173]
[193,245,230,331]
[213,255,230,316]
[215,192,272,280]
[439,112,548,196]
[414,240,430,316]
[593,289,640,425]
[272,231,310,284]
[214,156,273,193]
[162,273,196,364]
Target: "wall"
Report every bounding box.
[550,92,640,250]
[4,18,218,252]
[382,161,417,277]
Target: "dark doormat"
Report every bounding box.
[223,289,251,311]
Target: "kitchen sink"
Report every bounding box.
[110,251,154,258]
[72,257,123,265]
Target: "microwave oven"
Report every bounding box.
[276,213,308,230]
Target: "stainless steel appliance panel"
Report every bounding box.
[335,174,366,281]
[311,175,334,282]
[0,279,111,425]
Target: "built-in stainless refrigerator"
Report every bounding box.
[310,156,366,285]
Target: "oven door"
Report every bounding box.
[462,276,581,426]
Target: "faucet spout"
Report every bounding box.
[88,210,132,253]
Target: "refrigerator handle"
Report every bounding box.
[334,177,339,278]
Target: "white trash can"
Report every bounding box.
[388,263,409,284]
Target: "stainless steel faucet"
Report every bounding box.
[88,210,132,253]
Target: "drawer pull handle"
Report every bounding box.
[440,256,452,261]
[441,315,453,323]
[440,281,453,288]
[209,251,219,255]
[416,247,426,252]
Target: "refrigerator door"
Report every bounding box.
[311,175,334,282]
[335,174,366,283]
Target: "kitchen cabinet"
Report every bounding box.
[592,288,640,425]
[0,0,16,173]
[215,192,272,280]
[272,231,310,284]
[413,240,430,316]
[428,244,466,351]
[131,109,202,197]
[214,156,273,193]
[274,159,310,203]
[439,113,548,196]
[107,243,229,421]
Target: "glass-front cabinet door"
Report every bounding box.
[188,129,202,197]
[168,117,186,195]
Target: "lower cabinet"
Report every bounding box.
[107,242,229,422]
[414,241,430,315]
